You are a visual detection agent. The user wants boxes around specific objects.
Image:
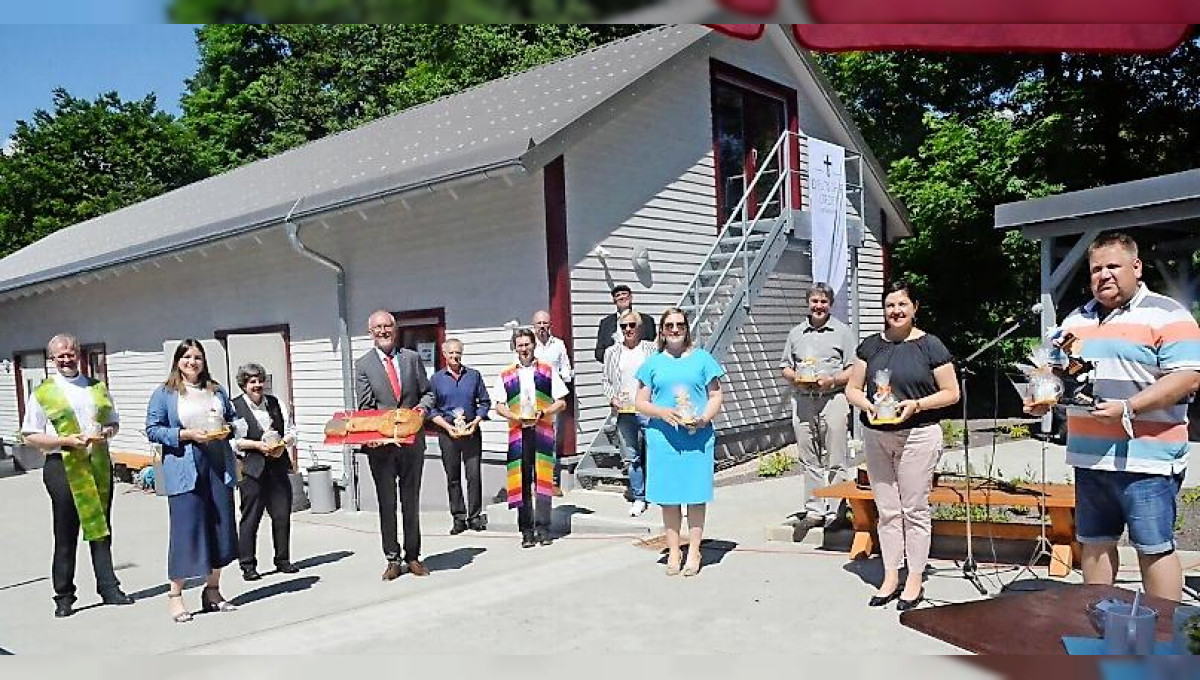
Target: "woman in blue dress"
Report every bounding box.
[635,307,725,577]
[146,339,239,623]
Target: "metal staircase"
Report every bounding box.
[574,130,806,490]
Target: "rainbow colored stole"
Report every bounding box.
[34,378,114,541]
[502,361,555,508]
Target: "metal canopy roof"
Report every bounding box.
[995,168,1200,238]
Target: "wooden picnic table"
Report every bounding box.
[815,478,1079,577]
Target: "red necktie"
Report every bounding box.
[383,353,402,401]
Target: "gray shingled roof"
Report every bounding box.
[0,24,711,295]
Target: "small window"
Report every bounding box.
[14,350,48,425]
[393,308,446,378]
[80,343,108,383]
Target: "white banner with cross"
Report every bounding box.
[808,137,849,321]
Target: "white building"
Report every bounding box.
[0,25,911,510]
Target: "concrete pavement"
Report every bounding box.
[1,462,1196,655]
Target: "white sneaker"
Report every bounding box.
[629,500,648,516]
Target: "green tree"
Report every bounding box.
[886,112,1061,362]
[819,40,1200,361]
[0,89,209,258]
[181,24,648,172]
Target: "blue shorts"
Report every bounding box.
[1074,467,1183,555]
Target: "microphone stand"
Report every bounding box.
[953,316,1027,596]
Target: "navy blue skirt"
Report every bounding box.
[166,445,237,580]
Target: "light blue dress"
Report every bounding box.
[636,348,725,505]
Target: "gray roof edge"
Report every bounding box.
[0,159,528,297]
[517,28,716,172]
[995,168,1200,230]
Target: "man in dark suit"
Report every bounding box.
[356,309,436,581]
[593,284,656,363]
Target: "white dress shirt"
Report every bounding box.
[533,336,573,384]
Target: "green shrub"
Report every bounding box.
[757,449,797,478]
[1004,424,1031,440]
[940,420,965,448]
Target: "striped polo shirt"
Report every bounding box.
[1056,283,1200,475]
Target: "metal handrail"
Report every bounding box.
[683,130,795,337]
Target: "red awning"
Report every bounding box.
[708,13,1193,54]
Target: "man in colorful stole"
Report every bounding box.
[492,328,568,548]
[21,333,133,618]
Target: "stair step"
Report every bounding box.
[716,234,767,249]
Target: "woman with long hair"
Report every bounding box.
[845,282,960,611]
[145,339,239,623]
[635,308,725,577]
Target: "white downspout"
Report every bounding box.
[284,199,359,510]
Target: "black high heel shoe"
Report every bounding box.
[868,589,900,607]
[896,588,925,612]
[201,586,238,613]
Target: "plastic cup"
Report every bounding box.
[1104,605,1157,655]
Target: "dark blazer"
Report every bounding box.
[146,384,238,496]
[231,393,290,479]
[594,310,657,363]
[354,347,435,452]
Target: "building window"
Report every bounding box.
[393,308,446,377]
[711,62,797,227]
[80,343,108,383]
[14,350,47,425]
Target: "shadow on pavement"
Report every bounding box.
[290,550,355,571]
[424,547,486,572]
[231,575,320,606]
[0,576,47,592]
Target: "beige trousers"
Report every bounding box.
[864,424,942,573]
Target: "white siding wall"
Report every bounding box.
[564,48,720,449]
[564,29,890,459]
[0,176,545,493]
[0,369,16,446]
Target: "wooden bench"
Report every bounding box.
[109,450,154,472]
[814,478,1079,577]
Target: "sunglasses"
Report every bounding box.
[662,321,687,330]
[619,322,639,330]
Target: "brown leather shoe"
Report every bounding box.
[552,484,564,497]
[406,560,430,576]
[381,561,404,581]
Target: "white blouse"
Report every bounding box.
[177,384,224,430]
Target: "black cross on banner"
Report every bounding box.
[822,154,832,176]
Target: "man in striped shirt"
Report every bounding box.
[1029,232,1200,601]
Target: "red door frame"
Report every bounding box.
[543,156,576,456]
[710,60,801,229]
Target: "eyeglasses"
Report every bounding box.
[662,321,687,331]
[619,322,639,330]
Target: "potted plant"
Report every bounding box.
[10,431,45,472]
[1185,612,1200,655]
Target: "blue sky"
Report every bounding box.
[0,23,199,142]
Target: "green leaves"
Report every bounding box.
[0,89,207,258]
[821,44,1200,366]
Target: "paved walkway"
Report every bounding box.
[1,465,1197,655]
